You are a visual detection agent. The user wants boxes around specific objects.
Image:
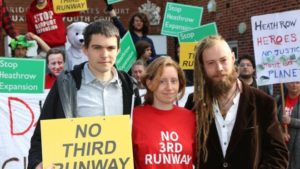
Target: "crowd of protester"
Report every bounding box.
[1,0,299,169]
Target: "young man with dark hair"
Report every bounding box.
[28,20,141,169]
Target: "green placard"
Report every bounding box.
[178,22,218,42]
[161,2,203,37]
[0,58,45,93]
[107,0,123,5]
[116,32,137,72]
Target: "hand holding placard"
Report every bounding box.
[41,116,134,169]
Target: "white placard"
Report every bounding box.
[251,10,300,85]
[0,91,48,169]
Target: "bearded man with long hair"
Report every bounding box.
[185,35,288,169]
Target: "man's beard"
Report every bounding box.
[206,68,238,97]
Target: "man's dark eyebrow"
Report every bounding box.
[90,44,117,48]
[90,44,102,48]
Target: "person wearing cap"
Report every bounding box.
[9,35,35,58]
[9,33,50,58]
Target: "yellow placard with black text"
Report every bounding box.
[179,42,198,70]
[53,0,87,13]
[41,115,133,169]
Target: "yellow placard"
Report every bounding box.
[41,115,133,169]
[53,0,87,13]
[179,42,198,70]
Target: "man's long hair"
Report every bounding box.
[193,35,227,166]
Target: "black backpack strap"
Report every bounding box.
[70,62,86,89]
[118,71,141,115]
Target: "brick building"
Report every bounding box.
[2,0,300,94]
[2,0,300,57]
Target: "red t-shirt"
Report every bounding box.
[45,73,56,89]
[132,105,196,169]
[26,0,79,47]
[285,95,299,116]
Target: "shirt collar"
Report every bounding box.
[83,63,95,84]
[110,67,122,88]
[83,64,121,87]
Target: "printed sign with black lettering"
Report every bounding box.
[53,0,87,13]
[41,115,133,169]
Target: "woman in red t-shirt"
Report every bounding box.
[132,56,196,169]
